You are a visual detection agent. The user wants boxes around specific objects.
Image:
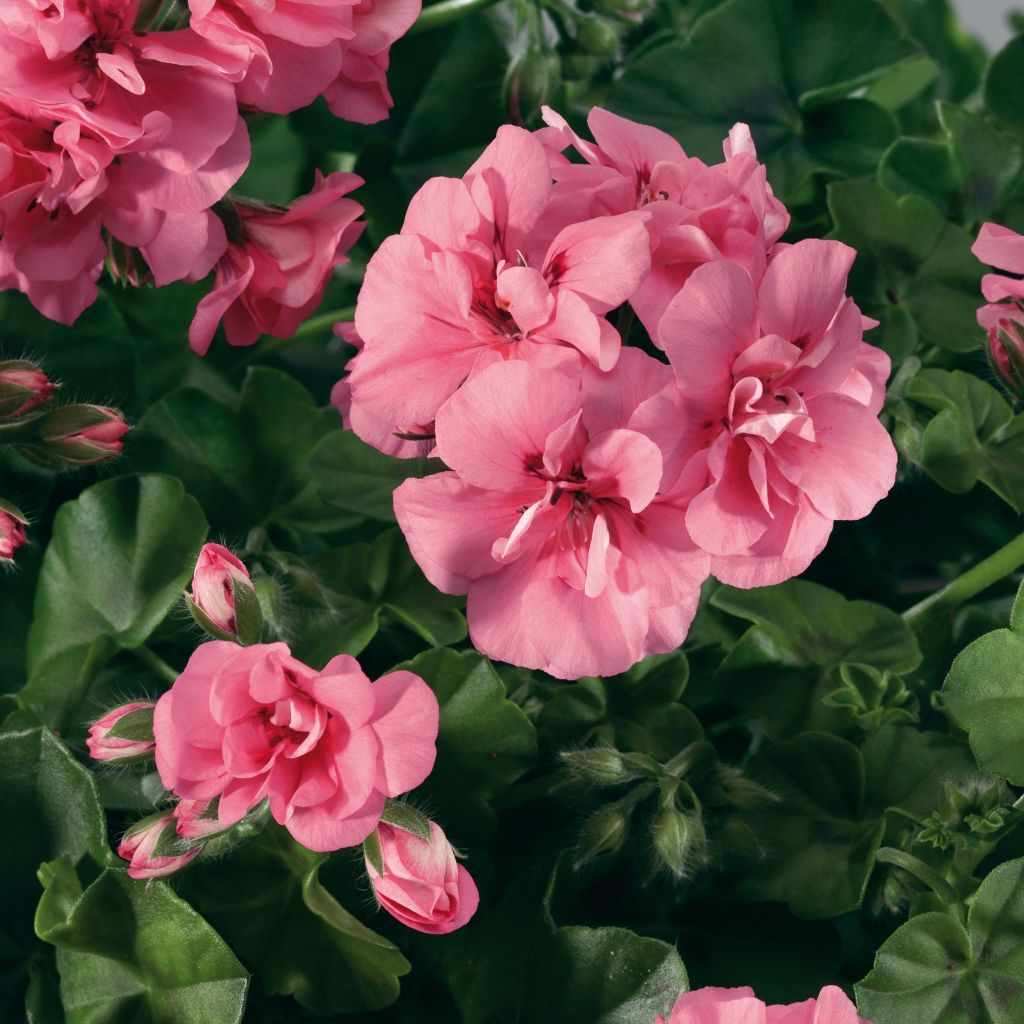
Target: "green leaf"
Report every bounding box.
[607,0,923,203]
[282,529,466,666]
[735,732,885,918]
[712,580,921,741]
[379,800,432,841]
[856,857,1024,1022]
[308,429,439,523]
[131,367,336,530]
[180,826,409,1015]
[904,369,1024,511]
[395,649,538,843]
[20,476,207,731]
[827,180,983,355]
[941,580,1024,784]
[36,861,248,1024]
[984,34,1024,141]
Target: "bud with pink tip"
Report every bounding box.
[363,806,479,935]
[86,702,156,763]
[33,405,130,464]
[0,500,28,564]
[185,543,263,643]
[117,813,202,880]
[988,316,1024,402]
[173,798,225,839]
[0,360,55,419]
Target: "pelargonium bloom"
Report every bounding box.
[366,819,479,934]
[346,125,652,456]
[655,984,868,1023]
[972,222,1024,394]
[154,641,439,851]
[189,171,365,354]
[538,107,789,334]
[188,543,254,638]
[118,813,201,880]
[188,0,418,122]
[394,355,708,679]
[657,240,896,588]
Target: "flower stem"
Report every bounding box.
[411,0,503,34]
[280,306,357,346]
[133,645,180,686]
[901,531,1024,632]
[875,847,962,908]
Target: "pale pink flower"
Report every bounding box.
[188,543,253,637]
[538,107,789,334]
[346,125,652,457]
[972,222,1024,388]
[189,171,365,354]
[118,813,201,880]
[394,354,708,679]
[0,508,28,563]
[655,984,868,1024]
[154,641,439,852]
[367,819,479,934]
[188,0,418,122]
[86,702,156,763]
[657,240,896,588]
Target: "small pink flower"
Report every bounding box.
[154,641,439,852]
[189,172,365,354]
[367,819,479,935]
[657,241,897,588]
[655,984,868,1023]
[0,361,54,419]
[188,543,253,637]
[0,507,28,563]
[346,125,652,457]
[972,222,1024,394]
[86,702,156,763]
[394,354,708,679]
[118,813,201,881]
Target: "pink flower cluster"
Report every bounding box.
[341,108,897,679]
[973,222,1024,397]
[655,984,868,1023]
[0,0,418,344]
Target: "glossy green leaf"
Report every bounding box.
[36,861,248,1024]
[856,857,1024,1022]
[984,34,1024,140]
[712,580,921,740]
[20,476,207,730]
[395,649,538,843]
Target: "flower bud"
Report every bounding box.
[118,813,201,880]
[33,404,130,464]
[0,500,28,564]
[185,543,262,643]
[173,798,225,839]
[561,746,645,785]
[576,803,631,865]
[988,318,1024,402]
[86,702,156,763]
[0,360,54,419]
[364,819,479,934]
[577,16,620,58]
[506,46,561,123]
[651,806,708,880]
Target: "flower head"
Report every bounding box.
[655,984,868,1024]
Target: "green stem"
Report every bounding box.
[411,0,503,34]
[273,306,357,349]
[876,847,962,908]
[133,645,180,686]
[901,531,1024,631]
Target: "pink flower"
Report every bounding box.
[346,125,652,457]
[655,984,868,1024]
[154,641,439,852]
[657,241,896,588]
[0,507,28,563]
[86,701,156,763]
[188,543,253,637]
[118,813,202,880]
[538,108,789,335]
[366,819,479,935]
[394,354,708,679]
[188,0,419,122]
[972,222,1024,391]
[189,172,365,354]
[0,360,54,419]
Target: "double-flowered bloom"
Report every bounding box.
[655,984,868,1024]
[350,108,899,679]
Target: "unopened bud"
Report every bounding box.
[576,803,630,865]
[506,46,561,123]
[577,16,620,57]
[988,318,1024,402]
[562,747,646,785]
[0,499,28,564]
[33,404,130,464]
[651,807,707,880]
[0,360,54,419]
[185,543,262,643]
[118,813,201,880]
[86,702,156,763]
[174,798,225,839]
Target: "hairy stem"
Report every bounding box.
[901,531,1024,631]
[132,645,181,686]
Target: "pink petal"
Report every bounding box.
[370,670,440,796]
[972,222,1024,274]
[582,428,663,513]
